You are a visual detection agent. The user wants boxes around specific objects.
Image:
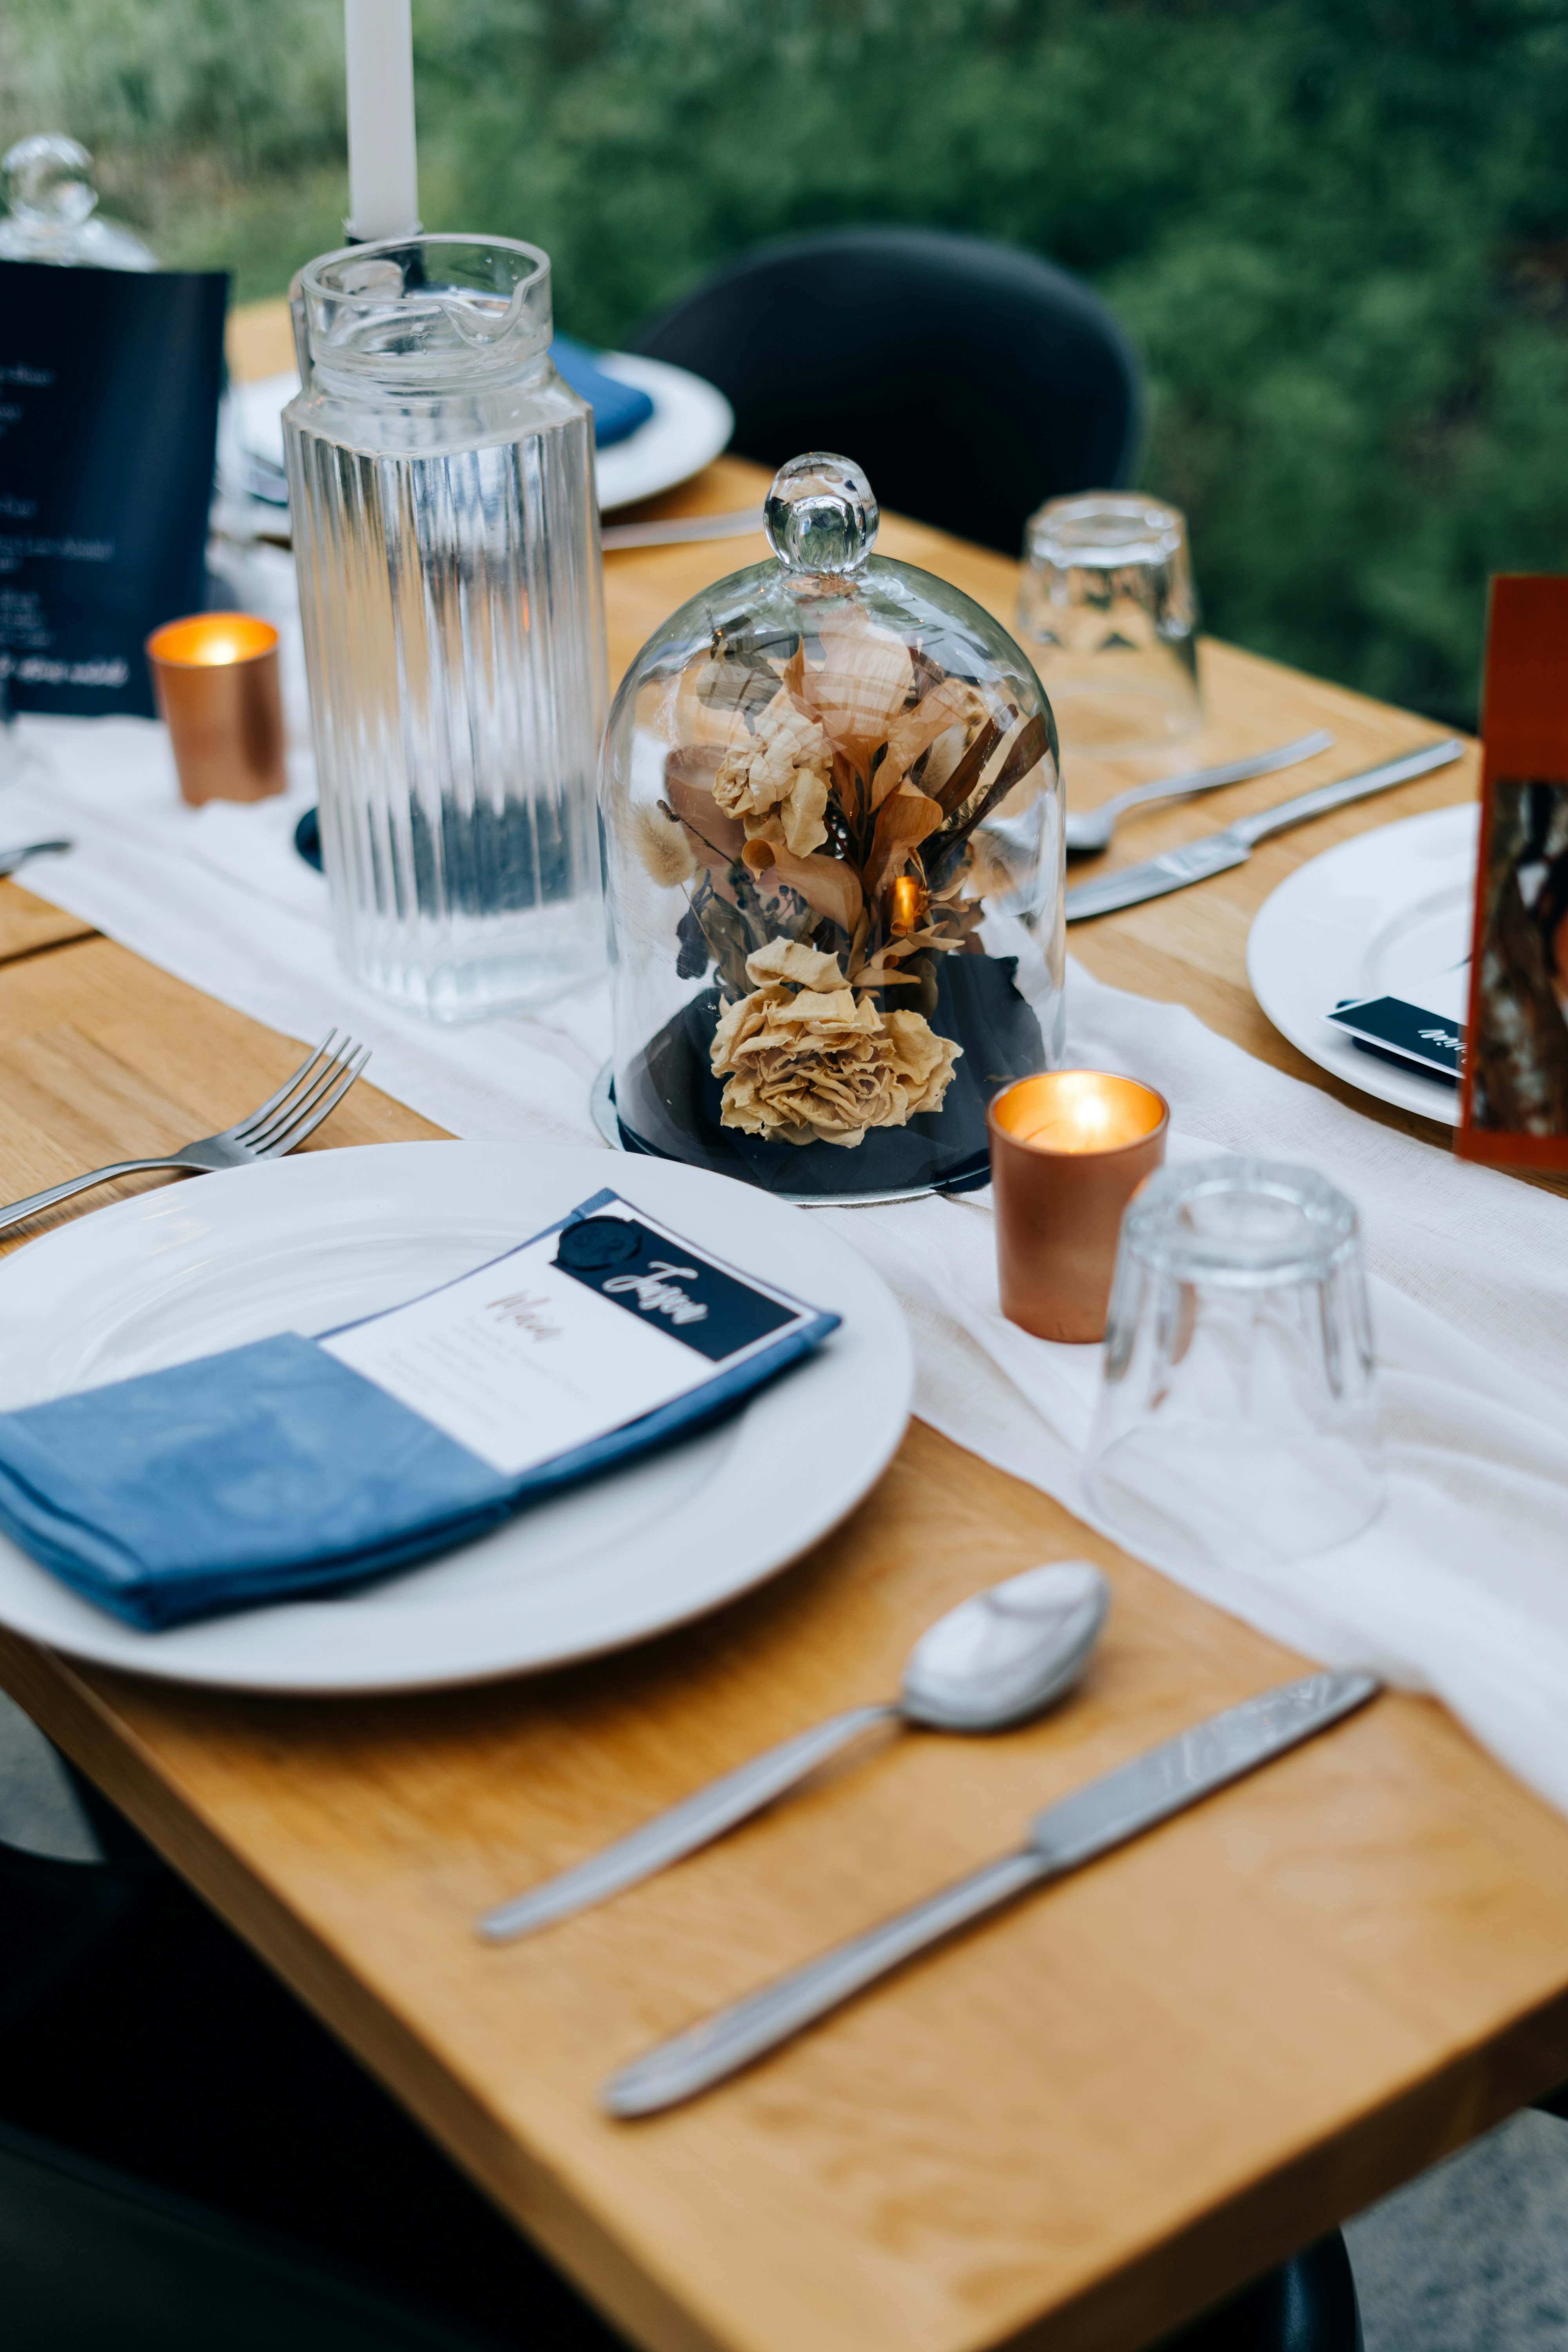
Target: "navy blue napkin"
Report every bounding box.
[553,336,654,448]
[0,1201,837,1632]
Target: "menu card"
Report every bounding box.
[0,260,227,719]
[324,1192,830,1477]
[1459,576,1568,1167]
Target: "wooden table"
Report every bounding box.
[3,307,1568,2352]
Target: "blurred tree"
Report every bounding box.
[4,0,1567,722]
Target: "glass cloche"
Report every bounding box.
[600,453,1065,1201]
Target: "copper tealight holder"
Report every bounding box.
[987,1070,1169,1343]
[145,612,287,806]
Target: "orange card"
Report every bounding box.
[1458,576,1568,1166]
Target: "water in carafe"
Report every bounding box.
[284,236,607,1019]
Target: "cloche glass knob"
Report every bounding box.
[3,134,98,226]
[765,452,879,576]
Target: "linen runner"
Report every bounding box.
[8,717,1568,1815]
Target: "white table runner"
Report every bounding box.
[8,712,1568,1818]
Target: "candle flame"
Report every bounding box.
[147,612,278,669]
[993,1070,1165,1155]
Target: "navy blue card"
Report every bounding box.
[0,260,228,719]
[1328,995,1465,1083]
[554,1215,798,1362]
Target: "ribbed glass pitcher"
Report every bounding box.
[284,235,607,1019]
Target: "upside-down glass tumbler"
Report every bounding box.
[1017,493,1200,756]
[1084,1159,1384,1570]
[285,234,607,1019]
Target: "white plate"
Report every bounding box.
[0,1145,909,1694]
[231,352,733,514]
[588,354,734,510]
[1247,804,1476,1123]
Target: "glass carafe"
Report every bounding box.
[284,235,607,1019]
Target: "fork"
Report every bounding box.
[0,1031,370,1240]
[1063,730,1334,857]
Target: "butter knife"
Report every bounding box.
[1063,737,1465,922]
[603,1668,1379,2117]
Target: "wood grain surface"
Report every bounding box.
[0,299,1563,2352]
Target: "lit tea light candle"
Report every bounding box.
[145,611,287,806]
[147,613,278,669]
[987,1070,1169,1343]
[888,874,926,934]
[999,1068,1163,1154]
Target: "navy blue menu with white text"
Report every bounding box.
[0,261,227,718]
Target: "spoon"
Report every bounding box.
[1063,730,1333,857]
[478,1560,1110,1944]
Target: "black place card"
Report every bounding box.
[1328,995,1464,1084]
[0,260,228,719]
[554,1215,799,1362]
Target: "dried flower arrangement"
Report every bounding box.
[621,601,1052,1191]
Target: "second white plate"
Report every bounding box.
[1247,803,1476,1123]
[232,352,734,514]
[0,1144,909,1694]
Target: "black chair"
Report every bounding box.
[633,225,1143,555]
[0,2120,503,2352]
[0,1740,627,2352]
[1160,2235,1361,2352]
[0,1720,156,2029]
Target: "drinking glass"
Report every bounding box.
[1016,493,1200,755]
[285,235,607,1020]
[1084,1160,1383,1569]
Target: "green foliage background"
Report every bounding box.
[4,0,1568,724]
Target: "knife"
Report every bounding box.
[1063,737,1466,922]
[601,507,766,551]
[603,1667,1379,2117]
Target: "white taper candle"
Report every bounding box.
[344,0,420,243]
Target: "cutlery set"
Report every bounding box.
[477,1558,1379,2116]
[1065,736,1466,921]
[1062,729,1333,856]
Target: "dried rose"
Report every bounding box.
[714,694,832,857]
[710,942,962,1147]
